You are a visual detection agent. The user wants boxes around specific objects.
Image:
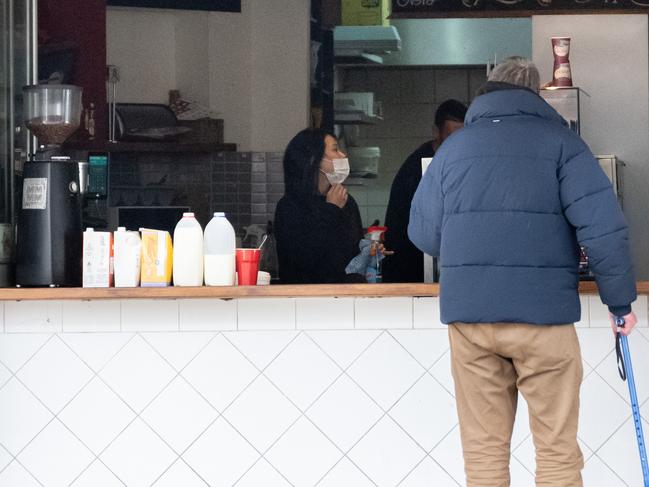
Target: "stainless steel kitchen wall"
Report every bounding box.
[384,18,531,66]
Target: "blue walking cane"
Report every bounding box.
[615,316,649,486]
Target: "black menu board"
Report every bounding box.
[107,0,240,12]
[391,0,649,18]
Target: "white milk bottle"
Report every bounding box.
[172,212,204,286]
[204,212,236,286]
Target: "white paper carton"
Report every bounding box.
[83,228,113,287]
[113,227,141,287]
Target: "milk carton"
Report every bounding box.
[173,213,203,286]
[82,228,113,287]
[113,227,141,287]
[204,212,236,286]
[140,228,173,287]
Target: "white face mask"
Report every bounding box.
[321,157,350,185]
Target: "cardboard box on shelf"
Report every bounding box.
[342,0,390,26]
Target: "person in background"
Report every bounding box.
[275,128,365,283]
[383,99,467,282]
[408,56,638,486]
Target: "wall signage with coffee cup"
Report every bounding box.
[391,0,649,19]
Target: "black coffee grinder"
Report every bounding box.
[16,84,84,287]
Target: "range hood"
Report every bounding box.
[334,26,401,64]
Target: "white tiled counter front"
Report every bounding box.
[0,295,647,487]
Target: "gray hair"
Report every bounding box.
[488,56,540,92]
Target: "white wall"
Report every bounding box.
[532,15,649,279]
[175,11,210,107]
[207,6,252,150]
[106,0,310,152]
[106,8,177,104]
[249,0,309,152]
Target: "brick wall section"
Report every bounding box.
[109,151,285,237]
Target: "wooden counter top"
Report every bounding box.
[1,281,647,301]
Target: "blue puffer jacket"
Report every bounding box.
[408,84,636,325]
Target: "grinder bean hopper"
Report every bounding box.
[16,84,84,287]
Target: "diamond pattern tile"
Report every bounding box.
[17,419,94,487]
[59,333,134,372]
[58,377,135,455]
[307,330,380,370]
[265,333,340,410]
[0,319,648,487]
[511,393,531,450]
[389,329,449,369]
[428,349,455,397]
[577,328,617,370]
[596,415,649,486]
[430,426,466,485]
[152,459,208,487]
[224,331,298,370]
[0,461,41,487]
[100,418,176,487]
[390,373,457,451]
[141,376,218,453]
[0,378,53,455]
[183,417,259,486]
[510,457,535,486]
[511,435,536,476]
[583,454,627,487]
[307,374,383,452]
[578,372,630,451]
[100,335,176,413]
[70,460,125,487]
[17,336,94,413]
[235,458,291,487]
[0,362,11,389]
[348,332,425,410]
[595,331,649,406]
[0,444,13,472]
[639,327,649,341]
[143,332,215,371]
[348,415,426,486]
[317,457,375,487]
[265,416,342,487]
[0,333,51,372]
[399,456,458,487]
[223,375,300,452]
[181,334,259,412]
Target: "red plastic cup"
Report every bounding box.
[236,248,260,285]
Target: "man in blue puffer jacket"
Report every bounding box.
[408,57,638,487]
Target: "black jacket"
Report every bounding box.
[383,141,435,283]
[275,194,365,284]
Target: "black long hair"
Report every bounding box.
[282,128,333,199]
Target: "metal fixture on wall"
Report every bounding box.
[107,64,120,143]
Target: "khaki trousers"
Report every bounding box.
[448,323,584,487]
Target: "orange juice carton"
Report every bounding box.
[140,228,173,287]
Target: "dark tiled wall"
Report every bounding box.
[109,151,284,236]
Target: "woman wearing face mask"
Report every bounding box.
[274,128,365,283]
